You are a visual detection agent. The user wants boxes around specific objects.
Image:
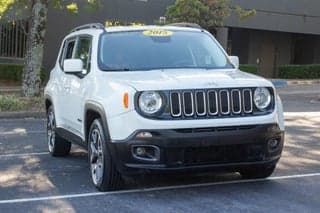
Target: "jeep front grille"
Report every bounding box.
[169,88,255,118]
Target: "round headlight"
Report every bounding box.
[254,87,271,110]
[138,91,163,115]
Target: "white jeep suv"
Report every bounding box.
[45,23,285,191]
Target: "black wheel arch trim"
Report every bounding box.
[84,101,121,167]
[84,101,111,144]
[44,94,54,113]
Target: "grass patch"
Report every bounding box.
[0,95,24,111]
[0,95,44,112]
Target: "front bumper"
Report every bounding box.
[108,124,284,175]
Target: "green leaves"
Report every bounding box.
[0,0,30,21]
[1,0,101,19]
[64,0,102,14]
[165,0,256,29]
[234,5,256,21]
[166,0,208,27]
[66,2,78,14]
[0,0,14,15]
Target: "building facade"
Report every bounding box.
[1,0,320,77]
[223,0,320,77]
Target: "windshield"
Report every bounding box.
[99,30,234,71]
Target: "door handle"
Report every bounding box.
[64,86,71,91]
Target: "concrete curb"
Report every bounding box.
[270,79,320,86]
[285,79,320,85]
[271,80,288,87]
[0,111,45,119]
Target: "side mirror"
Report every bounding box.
[63,59,83,73]
[229,56,239,69]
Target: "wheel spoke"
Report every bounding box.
[90,142,98,163]
[90,127,105,185]
[92,130,97,144]
[96,163,102,181]
[47,111,56,152]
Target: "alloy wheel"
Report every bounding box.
[47,110,56,153]
[89,128,104,185]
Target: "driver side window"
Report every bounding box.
[74,36,92,73]
[59,39,76,70]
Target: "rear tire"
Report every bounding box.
[240,165,276,179]
[88,118,122,191]
[47,106,71,157]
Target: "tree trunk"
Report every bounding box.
[22,0,48,97]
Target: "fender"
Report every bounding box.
[84,101,121,165]
[84,101,111,143]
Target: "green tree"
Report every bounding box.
[0,0,101,97]
[165,0,256,29]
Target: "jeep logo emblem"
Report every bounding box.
[206,82,219,87]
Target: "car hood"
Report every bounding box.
[102,69,274,91]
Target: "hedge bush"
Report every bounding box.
[0,63,48,83]
[239,64,258,74]
[0,95,24,111]
[279,64,320,79]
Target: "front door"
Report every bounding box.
[66,36,92,138]
[56,38,76,130]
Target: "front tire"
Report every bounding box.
[240,165,276,179]
[88,119,121,191]
[47,106,71,156]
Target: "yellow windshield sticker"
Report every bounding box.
[143,30,173,37]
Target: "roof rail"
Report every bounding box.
[166,22,202,29]
[70,23,105,33]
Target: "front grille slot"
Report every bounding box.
[219,90,230,115]
[173,125,256,133]
[207,90,218,115]
[183,92,194,116]
[170,92,182,117]
[243,89,253,113]
[195,91,206,116]
[169,88,258,119]
[231,89,241,114]
[183,143,265,165]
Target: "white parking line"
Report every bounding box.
[0,130,46,136]
[284,112,320,117]
[0,172,319,204]
[0,152,48,158]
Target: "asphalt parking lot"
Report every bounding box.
[0,84,319,213]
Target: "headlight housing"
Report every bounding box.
[138,91,163,115]
[254,87,271,110]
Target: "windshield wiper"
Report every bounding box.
[102,68,131,71]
